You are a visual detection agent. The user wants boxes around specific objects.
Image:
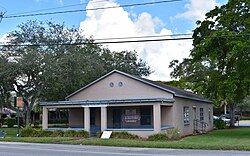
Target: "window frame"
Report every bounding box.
[200,107,204,121]
[208,108,211,122]
[183,106,190,125]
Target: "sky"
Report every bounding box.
[0,0,228,81]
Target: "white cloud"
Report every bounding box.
[175,0,219,21]
[79,0,192,81]
[0,33,10,44]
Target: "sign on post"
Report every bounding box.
[16,97,23,107]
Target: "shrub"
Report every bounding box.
[63,130,77,137]
[214,119,227,129]
[75,130,89,137]
[33,120,41,127]
[4,118,16,128]
[111,131,139,139]
[148,133,168,141]
[21,126,33,137]
[32,129,53,137]
[50,130,64,137]
[21,127,89,138]
[240,117,250,120]
[164,128,181,140]
[148,128,181,141]
[98,131,139,139]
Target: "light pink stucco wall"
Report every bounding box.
[68,73,173,101]
[65,72,213,138]
[172,97,213,136]
[161,106,173,126]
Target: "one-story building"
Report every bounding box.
[40,70,213,138]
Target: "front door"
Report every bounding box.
[193,107,197,120]
[90,108,100,136]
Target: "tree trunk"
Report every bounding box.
[229,100,236,127]
[24,96,36,127]
[25,106,31,126]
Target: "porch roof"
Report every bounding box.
[40,98,175,107]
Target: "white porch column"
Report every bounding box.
[101,107,107,131]
[42,107,48,129]
[153,104,161,133]
[84,107,90,132]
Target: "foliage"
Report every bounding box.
[238,95,250,114]
[0,20,151,126]
[33,120,41,127]
[148,128,180,141]
[3,118,16,128]
[20,127,89,137]
[20,126,33,137]
[97,131,139,139]
[214,119,227,129]
[158,80,193,91]
[110,131,139,139]
[170,0,250,127]
[148,133,168,141]
[0,56,16,111]
[164,128,181,140]
[240,117,250,120]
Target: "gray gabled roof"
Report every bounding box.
[66,70,212,103]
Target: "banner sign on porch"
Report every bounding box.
[122,109,141,123]
[16,97,23,107]
[123,114,141,123]
[101,131,112,139]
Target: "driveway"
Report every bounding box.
[0,142,250,156]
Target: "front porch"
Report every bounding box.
[41,98,175,137]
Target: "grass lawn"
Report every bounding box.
[0,127,250,150]
[0,127,18,137]
[68,128,250,150]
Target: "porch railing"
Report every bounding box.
[193,119,208,134]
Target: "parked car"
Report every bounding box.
[220,114,239,122]
[220,114,231,122]
[213,115,220,120]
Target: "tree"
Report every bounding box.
[0,55,15,110]
[237,95,250,116]
[170,0,250,126]
[0,20,151,125]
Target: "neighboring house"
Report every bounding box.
[40,70,213,138]
[0,107,16,118]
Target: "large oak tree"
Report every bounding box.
[0,20,151,125]
[170,0,250,126]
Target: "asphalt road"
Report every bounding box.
[0,142,250,156]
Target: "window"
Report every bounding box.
[140,108,151,125]
[208,108,211,122]
[118,81,123,87]
[200,108,204,121]
[109,82,114,87]
[183,106,190,125]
